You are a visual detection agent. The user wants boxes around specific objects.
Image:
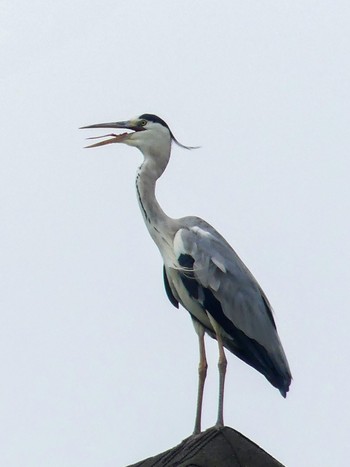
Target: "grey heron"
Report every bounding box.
[81,114,292,434]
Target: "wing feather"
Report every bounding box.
[163,266,179,308]
[173,223,291,395]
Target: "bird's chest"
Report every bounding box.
[145,222,178,268]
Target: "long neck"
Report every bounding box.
[135,154,174,241]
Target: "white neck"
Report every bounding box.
[135,151,176,251]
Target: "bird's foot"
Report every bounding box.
[214,421,224,430]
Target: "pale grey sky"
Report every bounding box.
[1,1,349,466]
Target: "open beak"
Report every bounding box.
[80,120,142,148]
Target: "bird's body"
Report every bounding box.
[81,114,291,433]
[164,219,291,395]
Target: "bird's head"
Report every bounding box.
[80,114,198,155]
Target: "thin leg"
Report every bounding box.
[192,320,207,435]
[208,315,227,428]
[216,333,227,427]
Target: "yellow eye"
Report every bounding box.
[140,119,147,126]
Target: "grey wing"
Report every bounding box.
[171,221,292,396]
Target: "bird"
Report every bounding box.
[80,113,292,434]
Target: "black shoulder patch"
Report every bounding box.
[139,114,170,129]
[163,266,179,308]
[178,253,195,270]
[178,254,199,300]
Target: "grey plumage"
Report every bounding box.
[81,113,292,433]
[165,218,291,397]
